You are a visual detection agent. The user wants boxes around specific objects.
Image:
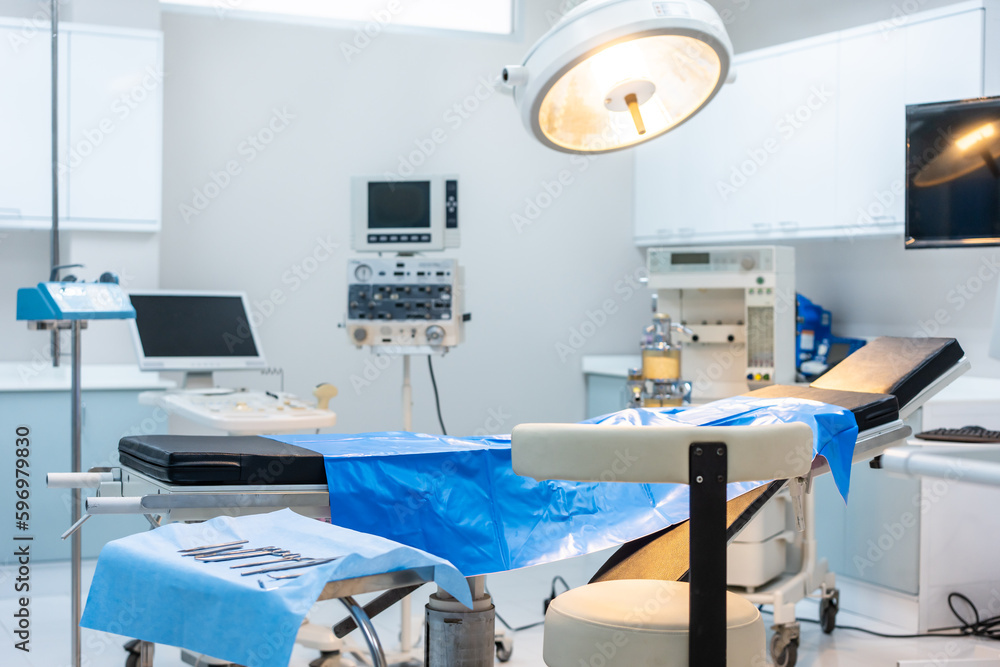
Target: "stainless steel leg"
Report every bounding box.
[140,640,155,667]
[340,596,386,667]
[71,320,82,667]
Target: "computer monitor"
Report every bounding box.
[905,95,1000,249]
[127,290,266,387]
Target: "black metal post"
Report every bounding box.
[688,442,728,667]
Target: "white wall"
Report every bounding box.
[157,3,648,435]
[791,237,1000,377]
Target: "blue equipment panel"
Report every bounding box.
[16,282,135,321]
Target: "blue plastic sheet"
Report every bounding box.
[272,396,858,577]
[80,509,471,667]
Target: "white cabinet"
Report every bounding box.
[0,24,53,224]
[834,24,907,234]
[904,9,984,105]
[635,2,995,246]
[634,54,782,244]
[0,21,162,232]
[64,28,162,226]
[771,40,839,234]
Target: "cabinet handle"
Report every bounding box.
[0,207,22,219]
[678,227,695,236]
[752,222,772,234]
[656,228,674,236]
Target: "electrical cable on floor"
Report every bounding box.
[487,577,562,634]
[759,593,1000,640]
[427,355,447,435]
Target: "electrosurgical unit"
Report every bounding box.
[346,257,465,351]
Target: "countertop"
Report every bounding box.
[0,363,176,392]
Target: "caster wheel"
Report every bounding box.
[820,590,840,634]
[820,599,838,634]
[770,633,799,667]
[496,638,514,662]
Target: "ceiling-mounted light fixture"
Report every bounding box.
[502,0,734,154]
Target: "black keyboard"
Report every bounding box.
[916,426,1000,443]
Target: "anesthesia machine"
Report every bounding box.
[645,245,797,401]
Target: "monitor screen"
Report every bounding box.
[128,292,264,370]
[906,96,1000,248]
[368,181,431,230]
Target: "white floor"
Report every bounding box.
[2,558,1000,667]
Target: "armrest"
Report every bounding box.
[511,423,813,484]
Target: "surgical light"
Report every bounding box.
[956,122,996,151]
[913,118,1000,187]
[502,0,733,154]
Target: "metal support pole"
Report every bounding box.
[70,321,82,667]
[50,0,61,368]
[424,576,494,667]
[400,354,414,657]
[688,443,727,667]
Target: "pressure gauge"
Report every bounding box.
[354,264,373,282]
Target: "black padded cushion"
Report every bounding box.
[744,384,899,431]
[810,337,963,408]
[118,435,327,486]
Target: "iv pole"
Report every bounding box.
[47,4,83,666]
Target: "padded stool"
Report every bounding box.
[512,422,814,667]
[543,580,765,667]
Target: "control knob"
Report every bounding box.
[426,325,445,346]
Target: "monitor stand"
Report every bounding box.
[181,372,216,391]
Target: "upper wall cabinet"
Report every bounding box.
[635,1,995,246]
[0,21,163,232]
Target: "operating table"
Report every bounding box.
[53,336,970,665]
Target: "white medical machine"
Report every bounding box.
[646,245,796,401]
[128,290,337,436]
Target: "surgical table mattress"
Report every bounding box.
[119,435,326,486]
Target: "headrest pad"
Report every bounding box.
[809,337,963,408]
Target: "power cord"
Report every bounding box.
[760,592,1000,640]
[488,575,571,634]
[427,356,447,435]
[544,576,571,614]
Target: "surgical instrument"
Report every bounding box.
[197,549,290,563]
[178,540,249,553]
[240,557,340,576]
[230,556,302,569]
[181,546,245,558]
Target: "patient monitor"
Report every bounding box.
[351,175,459,253]
[647,245,796,400]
